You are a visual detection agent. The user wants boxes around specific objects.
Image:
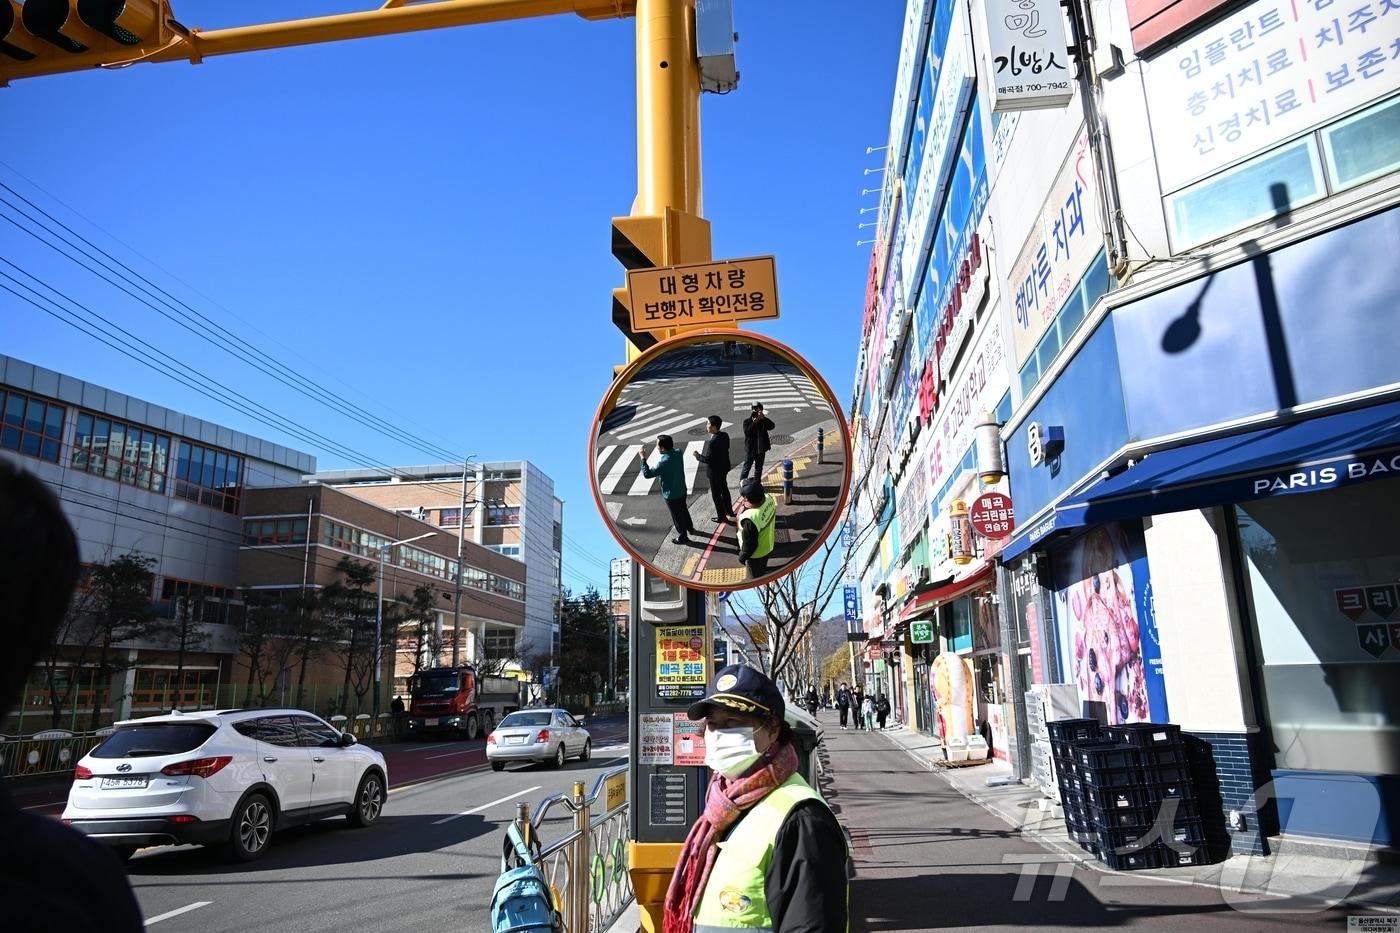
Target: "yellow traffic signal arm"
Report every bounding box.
[1,0,634,84]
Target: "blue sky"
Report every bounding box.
[2,1,901,595]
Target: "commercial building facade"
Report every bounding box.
[849,0,1399,853]
[306,462,563,666]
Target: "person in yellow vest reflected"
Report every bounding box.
[735,478,777,580]
[663,664,849,933]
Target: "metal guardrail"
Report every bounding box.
[509,766,634,932]
[0,729,111,778]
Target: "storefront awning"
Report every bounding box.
[897,564,994,622]
[1003,398,1400,560]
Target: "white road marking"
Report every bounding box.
[594,444,616,471]
[601,445,642,494]
[145,902,212,926]
[683,440,703,491]
[432,785,542,825]
[401,742,453,752]
[424,749,479,761]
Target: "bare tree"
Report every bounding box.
[35,579,102,729]
[401,584,443,678]
[84,554,160,729]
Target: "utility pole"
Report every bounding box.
[451,457,473,668]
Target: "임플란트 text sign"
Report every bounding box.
[627,256,779,333]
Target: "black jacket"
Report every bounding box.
[743,415,775,456]
[695,430,731,477]
[0,783,143,932]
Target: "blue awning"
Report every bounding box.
[1057,398,1400,530]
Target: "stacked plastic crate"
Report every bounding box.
[1046,718,1101,852]
[1102,723,1208,869]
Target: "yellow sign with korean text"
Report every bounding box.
[626,256,779,333]
[654,624,707,701]
[604,771,627,812]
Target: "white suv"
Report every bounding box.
[62,708,388,862]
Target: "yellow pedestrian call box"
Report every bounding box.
[626,256,779,333]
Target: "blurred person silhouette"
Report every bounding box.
[0,459,143,931]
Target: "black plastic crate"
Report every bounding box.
[1082,764,1143,789]
[1099,844,1163,871]
[1084,783,1151,812]
[1076,742,1141,771]
[1158,842,1205,867]
[1146,779,1196,802]
[1162,818,1207,847]
[1141,761,1192,786]
[1047,718,1103,745]
[1138,745,1188,768]
[1141,796,1201,825]
[1103,722,1182,749]
[1089,804,1156,829]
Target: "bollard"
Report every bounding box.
[782,459,794,505]
[571,781,590,932]
[817,427,824,464]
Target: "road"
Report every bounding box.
[593,341,846,586]
[120,720,629,931]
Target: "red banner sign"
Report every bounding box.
[969,492,1015,539]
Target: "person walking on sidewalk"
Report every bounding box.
[836,683,852,729]
[852,685,866,730]
[640,434,696,545]
[875,694,891,730]
[862,694,875,731]
[663,664,848,933]
[805,686,819,717]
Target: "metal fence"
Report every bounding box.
[509,766,634,932]
[0,714,401,780]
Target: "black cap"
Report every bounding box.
[687,664,785,722]
[739,477,764,502]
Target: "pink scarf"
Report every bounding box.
[662,741,800,933]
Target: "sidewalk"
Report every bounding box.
[607,714,1399,930]
[872,717,1400,916]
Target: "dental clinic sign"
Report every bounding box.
[977,0,1074,111]
[1250,450,1400,497]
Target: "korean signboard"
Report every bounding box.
[897,451,929,549]
[969,491,1016,538]
[672,714,707,766]
[1143,0,1400,193]
[627,256,779,333]
[654,624,707,700]
[911,619,935,643]
[639,712,674,765]
[901,0,977,307]
[889,0,936,171]
[926,315,1010,497]
[843,585,862,625]
[1335,583,1400,659]
[1008,126,1104,368]
[978,0,1075,111]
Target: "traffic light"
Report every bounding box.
[611,208,711,364]
[2,1,173,82]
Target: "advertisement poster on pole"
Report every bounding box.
[672,714,706,767]
[655,624,708,701]
[639,713,674,765]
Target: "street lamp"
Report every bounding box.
[375,531,437,718]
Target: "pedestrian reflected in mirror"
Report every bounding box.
[590,331,850,591]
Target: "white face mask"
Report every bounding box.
[704,725,762,778]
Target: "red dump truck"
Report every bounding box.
[406,666,523,740]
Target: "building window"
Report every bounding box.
[459,563,525,601]
[1,389,63,463]
[130,668,218,709]
[439,508,475,528]
[1322,95,1400,193]
[1167,138,1325,250]
[488,544,522,558]
[320,520,389,558]
[399,543,450,580]
[483,626,518,660]
[159,578,237,624]
[71,411,170,492]
[173,441,242,513]
[242,518,308,546]
[487,505,521,526]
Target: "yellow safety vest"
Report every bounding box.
[738,494,776,562]
[692,774,846,932]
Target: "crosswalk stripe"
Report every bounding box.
[628,465,656,495]
[684,440,703,491]
[595,444,616,471]
[601,444,642,494]
[615,407,686,441]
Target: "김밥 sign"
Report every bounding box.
[978,0,1074,111]
[655,625,707,700]
[1143,0,1400,193]
[626,256,779,333]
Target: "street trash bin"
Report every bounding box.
[784,706,824,787]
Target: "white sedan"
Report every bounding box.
[486,709,591,771]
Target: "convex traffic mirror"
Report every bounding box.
[590,330,851,591]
